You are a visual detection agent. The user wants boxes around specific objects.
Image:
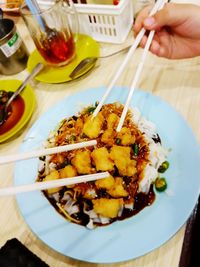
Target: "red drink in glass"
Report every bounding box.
[20,0,79,67]
[35,31,76,66]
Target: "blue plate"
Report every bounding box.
[14,87,200,263]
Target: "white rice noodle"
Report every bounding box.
[45,131,56,147]
[99,216,110,225]
[38,160,45,172]
[92,215,110,225]
[124,202,134,210]
[131,107,142,126]
[92,217,102,223]
[149,142,168,170]
[61,192,72,202]
[131,107,169,194]
[44,155,52,175]
[86,219,94,230]
[118,205,124,217]
[139,164,157,193]
[84,209,99,220]
[139,142,168,193]
[49,162,57,171]
[64,200,79,215]
[52,192,60,202]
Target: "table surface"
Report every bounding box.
[0,13,200,267]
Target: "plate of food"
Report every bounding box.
[14,87,200,263]
[27,34,100,84]
[0,1,22,12]
[0,80,35,143]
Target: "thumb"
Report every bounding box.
[143,3,184,30]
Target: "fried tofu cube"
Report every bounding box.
[107,113,119,129]
[92,198,123,218]
[110,145,130,159]
[75,117,84,135]
[71,150,92,174]
[51,153,64,164]
[43,170,61,194]
[110,145,137,176]
[59,165,77,188]
[82,112,104,138]
[101,128,115,145]
[126,160,137,177]
[108,177,129,198]
[59,165,77,178]
[117,127,136,146]
[95,175,115,190]
[91,147,114,171]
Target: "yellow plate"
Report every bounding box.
[0,80,35,143]
[27,34,100,84]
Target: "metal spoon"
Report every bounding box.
[69,45,132,79]
[0,63,44,126]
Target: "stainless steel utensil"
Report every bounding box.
[69,45,131,79]
[0,63,43,126]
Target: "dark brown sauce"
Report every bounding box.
[0,95,25,135]
[43,184,156,227]
[97,185,156,227]
[118,184,155,220]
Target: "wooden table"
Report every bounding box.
[1,14,200,267]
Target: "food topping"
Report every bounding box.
[37,102,169,229]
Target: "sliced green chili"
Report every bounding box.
[70,135,76,141]
[132,143,139,156]
[155,177,167,192]
[116,138,121,145]
[87,106,96,114]
[158,161,169,173]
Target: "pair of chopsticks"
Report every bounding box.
[0,140,109,196]
[92,0,167,132]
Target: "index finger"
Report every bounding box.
[134,5,153,36]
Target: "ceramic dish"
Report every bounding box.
[27,34,100,84]
[1,6,19,12]
[0,1,21,12]
[14,87,200,263]
[0,80,35,143]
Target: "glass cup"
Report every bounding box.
[20,0,79,67]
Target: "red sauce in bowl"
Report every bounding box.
[0,95,25,135]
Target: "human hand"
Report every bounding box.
[134,3,200,59]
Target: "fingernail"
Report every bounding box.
[144,17,155,26]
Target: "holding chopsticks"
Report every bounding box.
[92,0,167,131]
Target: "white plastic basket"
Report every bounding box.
[74,0,134,43]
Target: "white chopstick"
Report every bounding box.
[116,30,155,132]
[116,1,166,132]
[0,140,97,165]
[0,172,109,196]
[92,0,165,119]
